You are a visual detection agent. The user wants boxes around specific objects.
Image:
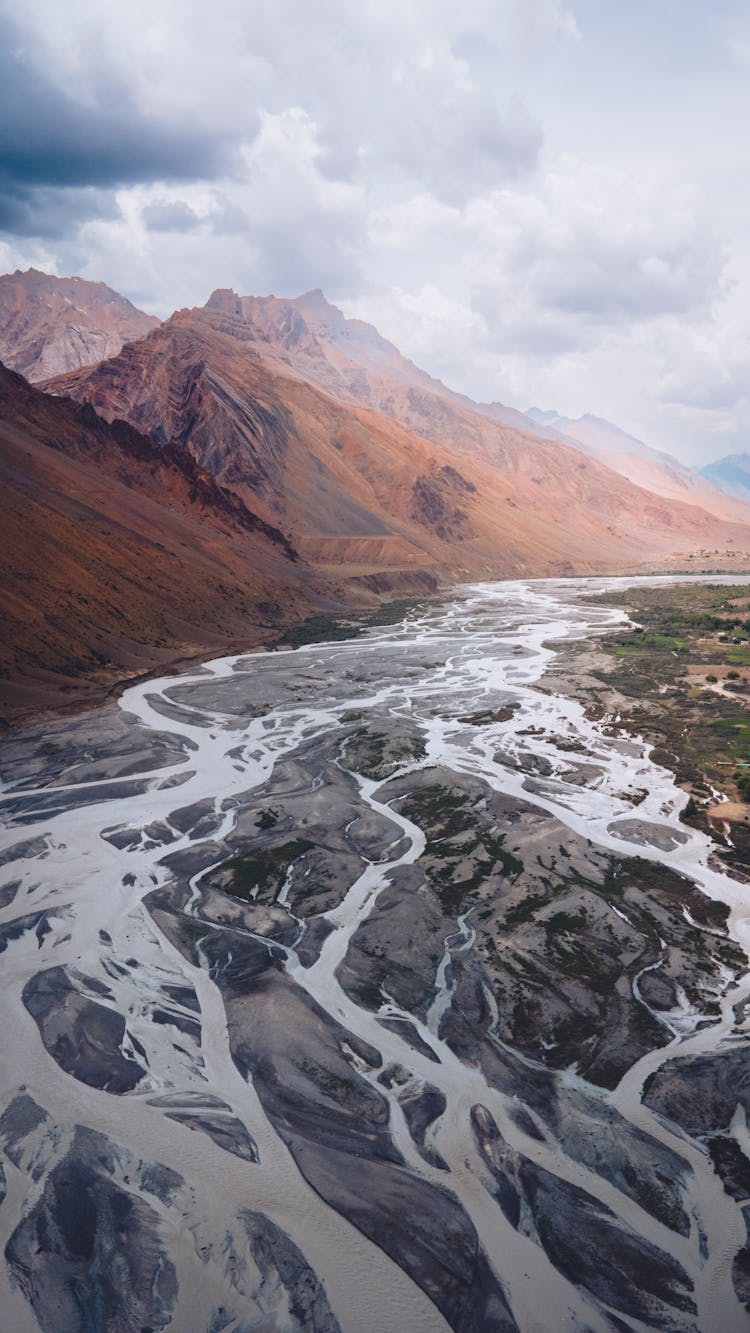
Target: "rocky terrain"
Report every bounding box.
[2,578,750,1331]
[0,364,338,724]
[541,580,750,876]
[0,269,159,382]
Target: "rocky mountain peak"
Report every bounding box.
[204,288,244,318]
[0,268,159,382]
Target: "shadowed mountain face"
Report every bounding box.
[44,290,750,583]
[700,452,750,502]
[0,365,333,723]
[0,268,159,382]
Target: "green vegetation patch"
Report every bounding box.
[214,839,314,901]
[272,616,363,648]
[544,909,588,935]
[607,853,735,936]
[584,582,750,870]
[343,725,426,780]
[609,632,687,656]
[399,783,523,914]
[272,596,436,649]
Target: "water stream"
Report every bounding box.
[1,576,749,1332]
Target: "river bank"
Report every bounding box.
[541,578,750,878]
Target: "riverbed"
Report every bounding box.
[1,577,749,1332]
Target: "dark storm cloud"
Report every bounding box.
[0,182,120,239]
[0,14,238,238]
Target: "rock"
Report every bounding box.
[519,1160,696,1327]
[5,1126,178,1333]
[23,967,146,1093]
[240,1209,341,1331]
[644,1047,750,1135]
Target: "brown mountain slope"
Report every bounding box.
[239,290,750,527]
[0,268,159,382]
[46,294,750,579]
[522,409,750,524]
[0,365,333,724]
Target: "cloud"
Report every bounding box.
[141,201,202,233]
[354,162,727,369]
[0,47,230,190]
[656,324,750,413]
[0,0,574,231]
[0,0,580,259]
[55,111,367,314]
[0,10,237,240]
[0,183,121,239]
[338,154,741,466]
[494,167,726,325]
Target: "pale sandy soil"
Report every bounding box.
[709,802,750,823]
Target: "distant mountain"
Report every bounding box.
[526,407,561,425]
[44,287,750,586]
[537,411,670,462]
[525,408,750,523]
[0,268,159,382]
[699,452,750,501]
[0,363,330,723]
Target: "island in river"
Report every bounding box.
[1,576,750,1333]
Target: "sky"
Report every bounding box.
[1,0,748,466]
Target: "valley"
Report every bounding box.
[2,577,750,1331]
[5,270,750,732]
[2,3,749,1329]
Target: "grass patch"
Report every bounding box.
[399,784,523,914]
[545,909,588,934]
[585,583,750,865]
[343,726,426,779]
[215,839,314,901]
[271,596,435,649]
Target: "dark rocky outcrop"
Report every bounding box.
[22,966,146,1093]
[5,1126,178,1333]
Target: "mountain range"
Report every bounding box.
[2,267,750,722]
[0,360,337,721]
[524,408,750,523]
[44,282,750,571]
[699,451,750,501]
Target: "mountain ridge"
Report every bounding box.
[44,287,750,584]
[523,406,750,523]
[4,269,750,722]
[0,267,159,382]
[700,451,750,501]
